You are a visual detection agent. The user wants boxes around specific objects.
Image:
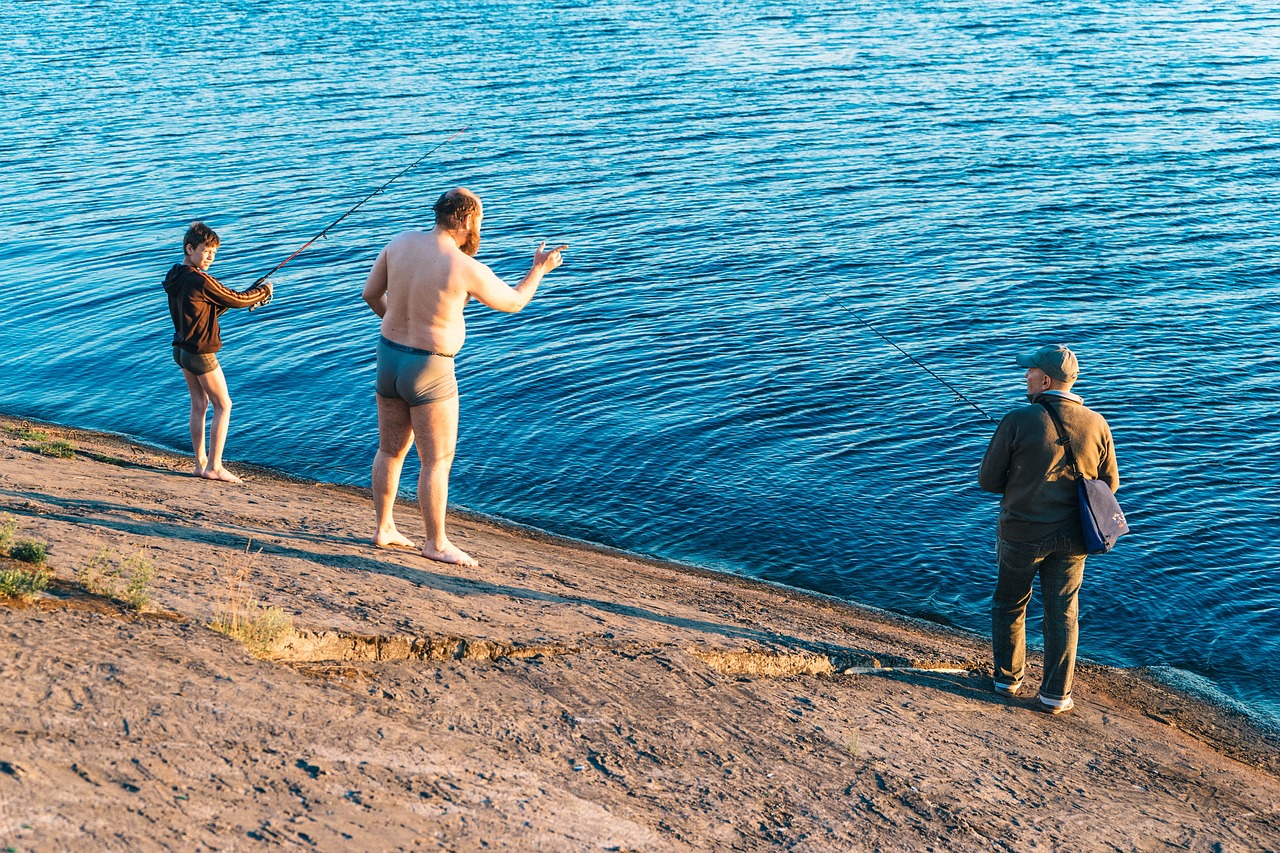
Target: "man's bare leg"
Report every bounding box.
[195,367,242,483]
[181,368,210,476]
[372,394,417,548]
[410,395,476,567]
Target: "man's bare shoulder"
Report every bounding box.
[383,231,453,273]
[457,251,496,275]
[385,230,435,252]
[433,244,498,286]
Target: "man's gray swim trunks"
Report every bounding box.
[375,335,459,404]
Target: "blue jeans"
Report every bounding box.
[991,524,1087,701]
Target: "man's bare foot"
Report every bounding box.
[192,465,206,478]
[201,467,243,484]
[421,543,478,567]
[373,528,417,549]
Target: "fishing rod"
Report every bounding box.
[807,280,998,424]
[250,124,471,301]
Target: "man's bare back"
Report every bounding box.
[364,210,561,354]
[368,230,477,355]
[363,188,566,568]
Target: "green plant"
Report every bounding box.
[79,546,119,595]
[9,538,47,566]
[0,564,51,600]
[209,543,292,656]
[0,515,15,553]
[5,424,49,442]
[33,438,75,458]
[78,546,154,610]
[120,552,154,610]
[4,422,75,457]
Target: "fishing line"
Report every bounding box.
[805,279,998,424]
[251,124,471,299]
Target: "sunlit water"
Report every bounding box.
[3,1,1279,725]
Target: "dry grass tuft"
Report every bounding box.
[209,543,293,657]
[0,514,15,553]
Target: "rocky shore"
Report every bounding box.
[1,417,1277,851]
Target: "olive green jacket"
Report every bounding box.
[978,392,1120,542]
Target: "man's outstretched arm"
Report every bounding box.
[469,242,567,313]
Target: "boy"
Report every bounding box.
[164,221,272,483]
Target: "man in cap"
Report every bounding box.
[978,344,1120,715]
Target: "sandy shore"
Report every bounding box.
[1,416,1277,852]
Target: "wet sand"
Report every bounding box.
[1,416,1277,851]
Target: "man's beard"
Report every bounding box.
[460,226,480,256]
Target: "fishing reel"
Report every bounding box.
[249,276,273,310]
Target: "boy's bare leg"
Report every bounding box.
[181,368,210,476]
[410,395,476,567]
[372,394,417,548]
[195,367,241,483]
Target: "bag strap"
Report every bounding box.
[1037,398,1083,481]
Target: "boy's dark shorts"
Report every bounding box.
[173,346,220,376]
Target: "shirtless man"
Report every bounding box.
[362,188,566,566]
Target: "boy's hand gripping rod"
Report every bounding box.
[250,124,470,307]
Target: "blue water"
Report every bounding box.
[3,2,1279,725]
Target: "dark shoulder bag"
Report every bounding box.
[1037,400,1129,554]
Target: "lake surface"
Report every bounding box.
[3,1,1279,725]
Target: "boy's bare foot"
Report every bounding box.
[373,529,417,549]
[422,543,478,568]
[201,467,243,484]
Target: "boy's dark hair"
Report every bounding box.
[184,221,220,250]
[432,188,481,230]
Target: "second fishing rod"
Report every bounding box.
[804,277,999,425]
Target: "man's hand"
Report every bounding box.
[533,241,568,274]
[475,241,567,313]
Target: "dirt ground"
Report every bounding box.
[1,417,1277,852]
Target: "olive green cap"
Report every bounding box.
[1016,344,1079,382]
